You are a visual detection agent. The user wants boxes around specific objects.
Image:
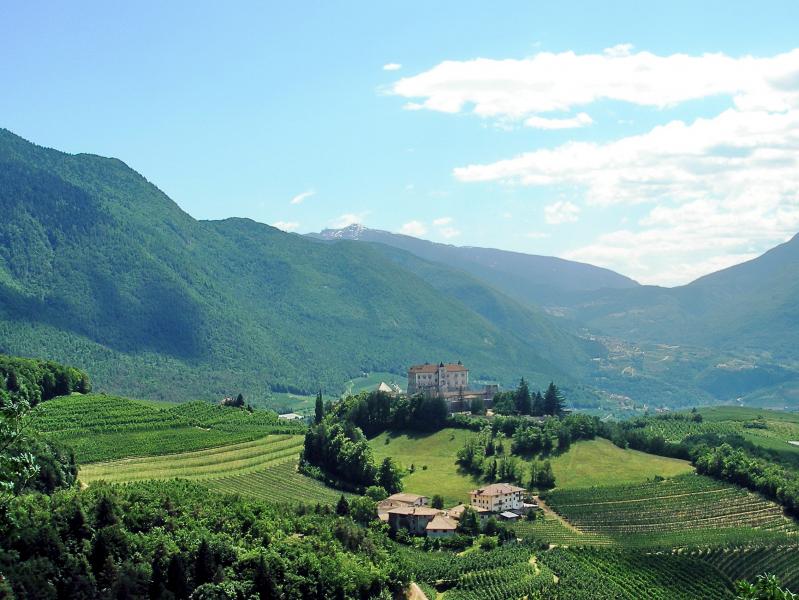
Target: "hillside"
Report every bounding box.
[310,224,638,306]
[0,129,593,403]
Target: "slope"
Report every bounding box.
[0,128,590,403]
[309,224,638,306]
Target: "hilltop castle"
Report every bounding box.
[407,361,496,412]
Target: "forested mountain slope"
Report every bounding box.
[0,129,592,402]
[310,225,638,306]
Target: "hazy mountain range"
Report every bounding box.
[1,128,797,410]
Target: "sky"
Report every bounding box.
[2,1,799,286]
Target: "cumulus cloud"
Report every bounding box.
[272,221,300,232]
[290,189,315,205]
[389,47,799,122]
[544,201,580,224]
[330,212,368,228]
[438,226,461,239]
[383,63,402,71]
[433,216,453,226]
[400,220,427,236]
[525,112,593,129]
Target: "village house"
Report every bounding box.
[425,514,458,538]
[447,503,492,523]
[469,483,526,513]
[386,506,443,535]
[377,492,430,522]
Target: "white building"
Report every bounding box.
[407,361,468,398]
[469,483,525,513]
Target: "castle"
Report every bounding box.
[407,361,496,412]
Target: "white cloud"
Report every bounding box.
[433,216,453,226]
[399,220,427,236]
[290,189,315,205]
[272,221,300,232]
[544,201,580,224]
[390,47,799,122]
[525,112,593,129]
[526,231,550,239]
[383,63,402,71]
[330,212,368,228]
[438,226,461,239]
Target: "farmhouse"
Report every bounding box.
[447,503,492,523]
[386,492,428,506]
[469,483,525,513]
[386,506,442,535]
[425,514,458,538]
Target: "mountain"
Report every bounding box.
[309,225,638,306]
[0,129,594,403]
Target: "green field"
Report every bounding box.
[550,438,694,488]
[369,428,482,506]
[80,433,351,505]
[31,394,303,463]
[545,473,799,548]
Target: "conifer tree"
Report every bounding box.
[336,495,349,516]
[543,382,565,416]
[194,539,216,587]
[314,391,324,424]
[514,378,532,415]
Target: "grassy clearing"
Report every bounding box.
[550,438,693,489]
[369,428,481,506]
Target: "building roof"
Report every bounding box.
[447,504,491,520]
[278,413,304,420]
[387,492,428,504]
[386,506,441,517]
[470,483,526,496]
[376,382,394,393]
[409,362,468,373]
[426,514,458,531]
[500,511,521,519]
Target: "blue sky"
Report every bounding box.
[3,1,799,285]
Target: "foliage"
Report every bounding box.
[735,574,798,599]
[0,480,407,599]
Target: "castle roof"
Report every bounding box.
[409,362,468,373]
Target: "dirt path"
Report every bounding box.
[406,582,429,600]
[534,496,583,534]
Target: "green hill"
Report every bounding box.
[0,129,593,404]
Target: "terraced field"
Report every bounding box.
[692,545,799,591]
[202,460,353,505]
[80,434,304,483]
[32,394,303,462]
[544,474,799,547]
[79,434,350,505]
[513,516,614,547]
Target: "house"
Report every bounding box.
[469,483,526,513]
[278,413,304,421]
[425,514,458,538]
[386,506,442,535]
[447,503,492,523]
[499,511,521,521]
[386,492,428,507]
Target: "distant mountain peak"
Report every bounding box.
[317,224,368,240]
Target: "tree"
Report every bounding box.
[150,545,169,599]
[364,485,388,502]
[314,391,324,424]
[166,553,189,599]
[349,496,377,524]
[431,494,444,509]
[514,378,531,415]
[336,495,350,516]
[194,539,216,587]
[470,397,485,415]
[253,555,276,600]
[531,391,545,417]
[377,457,403,494]
[543,382,566,417]
[235,393,245,407]
[457,507,479,536]
[735,574,797,599]
[94,494,119,528]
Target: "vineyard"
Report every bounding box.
[201,459,354,505]
[691,545,799,591]
[544,474,799,547]
[513,515,614,547]
[398,543,736,599]
[31,394,303,462]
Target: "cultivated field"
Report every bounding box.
[544,473,799,547]
[31,395,302,462]
[369,428,482,506]
[550,438,693,488]
[692,544,799,591]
